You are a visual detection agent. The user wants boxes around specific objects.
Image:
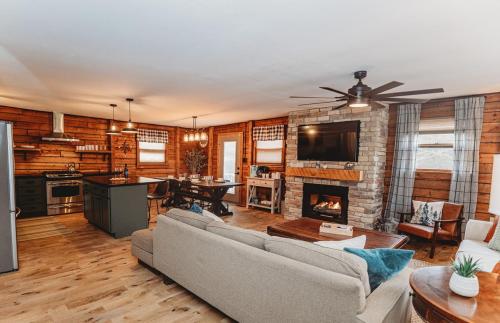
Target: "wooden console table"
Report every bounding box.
[410,266,499,323]
[246,177,282,214]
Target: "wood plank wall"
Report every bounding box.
[207,116,288,205]
[383,93,500,221]
[1,105,288,206]
[0,106,177,177]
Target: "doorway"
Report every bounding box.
[217,132,243,204]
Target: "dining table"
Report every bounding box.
[155,177,243,216]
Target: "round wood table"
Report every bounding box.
[410,266,499,323]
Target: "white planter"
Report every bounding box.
[449,272,479,297]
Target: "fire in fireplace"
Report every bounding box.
[302,183,348,224]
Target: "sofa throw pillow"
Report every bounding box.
[410,201,444,227]
[487,220,500,251]
[484,216,499,242]
[313,235,367,250]
[189,203,203,214]
[344,248,414,290]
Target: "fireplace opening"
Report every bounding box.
[302,183,348,224]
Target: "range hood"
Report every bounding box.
[42,112,80,142]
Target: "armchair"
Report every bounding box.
[398,202,464,258]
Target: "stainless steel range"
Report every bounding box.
[44,171,83,215]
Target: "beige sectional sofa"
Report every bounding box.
[456,219,500,272]
[133,208,412,323]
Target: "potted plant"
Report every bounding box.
[449,255,481,297]
[184,148,208,176]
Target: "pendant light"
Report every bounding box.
[106,104,121,135]
[184,116,209,147]
[122,98,138,134]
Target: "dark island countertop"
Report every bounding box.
[84,175,165,187]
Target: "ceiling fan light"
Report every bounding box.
[194,132,200,141]
[348,97,369,108]
[188,133,195,141]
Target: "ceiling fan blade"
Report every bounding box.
[332,103,347,110]
[378,97,430,104]
[298,100,339,107]
[289,96,337,99]
[374,88,444,98]
[319,86,354,97]
[368,81,404,96]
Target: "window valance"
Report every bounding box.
[252,125,285,141]
[138,128,169,143]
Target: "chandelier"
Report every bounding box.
[184,116,208,147]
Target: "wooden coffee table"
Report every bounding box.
[410,266,500,323]
[267,218,408,249]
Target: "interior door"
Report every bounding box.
[217,132,243,204]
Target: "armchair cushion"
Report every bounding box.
[410,201,444,227]
[398,223,453,240]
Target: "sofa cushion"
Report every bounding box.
[166,208,214,230]
[207,222,270,249]
[265,236,371,296]
[457,239,500,272]
[131,228,153,253]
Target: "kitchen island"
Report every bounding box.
[83,175,164,238]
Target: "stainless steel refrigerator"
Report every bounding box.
[0,121,18,273]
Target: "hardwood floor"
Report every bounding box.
[1,205,455,322]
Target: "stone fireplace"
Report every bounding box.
[302,183,348,224]
[284,106,388,229]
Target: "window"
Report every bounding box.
[416,117,454,170]
[138,141,166,165]
[255,140,283,164]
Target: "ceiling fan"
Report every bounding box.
[290,70,444,109]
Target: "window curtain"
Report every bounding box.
[137,128,168,143]
[384,104,421,227]
[252,125,285,141]
[449,96,485,221]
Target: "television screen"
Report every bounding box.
[297,121,360,162]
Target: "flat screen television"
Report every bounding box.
[297,121,360,162]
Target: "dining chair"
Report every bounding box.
[147,181,168,221]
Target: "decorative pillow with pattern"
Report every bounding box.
[487,220,500,252]
[410,201,444,227]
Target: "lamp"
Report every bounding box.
[106,104,121,135]
[348,96,369,108]
[122,98,138,134]
[489,154,500,215]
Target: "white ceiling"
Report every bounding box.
[1,1,500,127]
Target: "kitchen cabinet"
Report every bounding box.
[15,176,46,217]
[83,176,163,238]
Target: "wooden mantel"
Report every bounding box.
[285,167,363,182]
